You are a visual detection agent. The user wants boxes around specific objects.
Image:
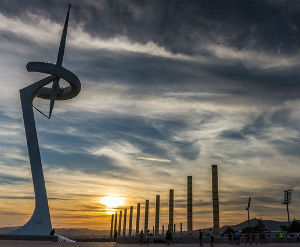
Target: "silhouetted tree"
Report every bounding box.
[250,218,267,232]
[280,225,288,231]
[242,226,252,233]
[287,219,300,233]
[222,227,235,236]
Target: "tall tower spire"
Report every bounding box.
[57,3,71,66]
[49,4,71,119]
[11,3,81,236]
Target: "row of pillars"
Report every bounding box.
[109,196,173,238]
[110,165,220,238]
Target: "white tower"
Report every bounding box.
[11,4,81,235]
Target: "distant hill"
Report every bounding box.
[0,219,289,238]
[219,218,288,233]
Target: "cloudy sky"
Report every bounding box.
[0,0,299,231]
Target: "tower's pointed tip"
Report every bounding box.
[56,2,71,66]
[67,3,71,15]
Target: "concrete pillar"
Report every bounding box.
[114,212,118,237]
[129,206,133,236]
[144,200,149,234]
[110,214,114,239]
[136,203,140,236]
[118,210,122,236]
[174,224,176,237]
[187,176,193,232]
[162,225,164,235]
[123,208,127,236]
[155,195,160,235]
[212,164,220,235]
[180,223,182,237]
[169,189,174,232]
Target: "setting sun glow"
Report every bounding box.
[101,196,125,209]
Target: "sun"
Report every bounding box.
[101,196,125,209]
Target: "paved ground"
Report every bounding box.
[0,242,299,247]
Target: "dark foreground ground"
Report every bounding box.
[0,242,299,247]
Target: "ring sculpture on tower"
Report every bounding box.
[10,4,81,235]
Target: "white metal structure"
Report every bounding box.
[10,4,81,236]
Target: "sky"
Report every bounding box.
[0,0,299,231]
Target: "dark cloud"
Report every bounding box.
[270,107,299,131]
[219,130,246,141]
[0,2,298,108]
[173,141,200,160]
[220,105,300,155]
[241,115,267,139]
[0,175,29,184]
[270,139,300,157]
[0,0,298,55]
[254,195,283,205]
[39,113,198,163]
[41,149,122,174]
[0,195,68,200]
[0,196,33,200]
[65,46,299,104]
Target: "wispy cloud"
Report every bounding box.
[0,12,193,61]
[136,156,172,163]
[206,44,299,69]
